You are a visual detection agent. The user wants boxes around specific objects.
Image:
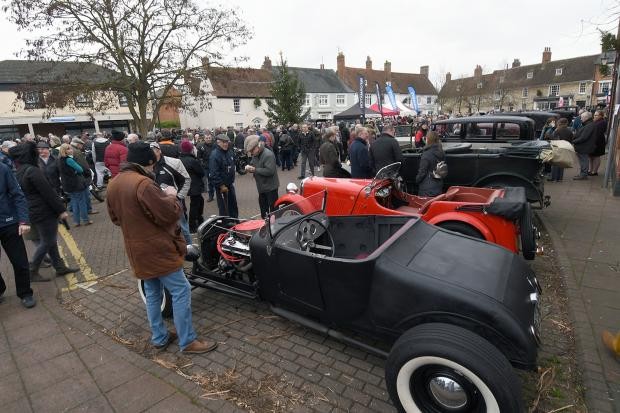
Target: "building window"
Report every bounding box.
[499,76,505,83]
[579,82,587,94]
[600,81,611,95]
[426,96,432,104]
[336,94,345,106]
[74,94,93,107]
[364,93,372,105]
[118,93,128,107]
[233,98,240,112]
[456,85,461,92]
[522,87,528,98]
[494,90,501,101]
[527,71,533,79]
[235,122,243,128]
[555,68,563,76]
[318,94,328,106]
[304,94,311,106]
[476,82,483,89]
[548,84,560,97]
[23,91,43,109]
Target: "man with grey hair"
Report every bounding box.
[127,133,140,144]
[369,122,403,174]
[244,135,279,218]
[22,133,34,142]
[572,111,596,180]
[0,140,17,170]
[61,134,71,144]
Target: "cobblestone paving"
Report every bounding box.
[16,165,582,412]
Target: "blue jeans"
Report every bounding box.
[68,189,89,224]
[577,153,589,177]
[178,199,192,244]
[143,267,197,349]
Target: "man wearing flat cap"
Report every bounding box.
[106,142,217,354]
[208,134,238,218]
[244,135,279,218]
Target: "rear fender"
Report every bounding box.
[474,173,542,205]
[393,312,536,370]
[426,212,495,243]
[274,194,314,214]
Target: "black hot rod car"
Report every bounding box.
[141,193,541,412]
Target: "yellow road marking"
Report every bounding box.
[58,225,98,292]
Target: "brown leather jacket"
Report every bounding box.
[106,164,185,279]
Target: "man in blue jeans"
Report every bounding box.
[106,142,216,354]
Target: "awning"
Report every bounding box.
[369,103,399,116]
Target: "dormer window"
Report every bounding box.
[476,82,483,89]
[555,68,563,76]
[527,71,533,79]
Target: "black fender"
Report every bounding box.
[474,172,543,206]
[390,311,537,371]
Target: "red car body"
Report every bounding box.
[275,176,536,259]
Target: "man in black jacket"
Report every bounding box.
[369,122,403,173]
[572,112,596,180]
[209,134,238,218]
[297,124,316,179]
[0,162,35,308]
[197,134,215,202]
[36,142,62,195]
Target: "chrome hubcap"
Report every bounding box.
[428,376,468,409]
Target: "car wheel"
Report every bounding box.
[386,323,522,413]
[276,202,303,217]
[137,280,173,318]
[519,202,536,260]
[437,221,484,240]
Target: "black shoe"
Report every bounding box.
[30,272,51,282]
[573,175,588,180]
[21,295,36,308]
[588,172,598,176]
[56,267,79,276]
[297,176,305,179]
[40,258,52,268]
[207,197,214,203]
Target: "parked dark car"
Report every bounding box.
[140,195,541,412]
[487,111,560,137]
[433,116,537,144]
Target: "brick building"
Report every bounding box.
[440,48,606,114]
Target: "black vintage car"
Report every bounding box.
[141,190,541,412]
[400,116,550,207]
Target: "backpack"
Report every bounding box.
[432,160,448,179]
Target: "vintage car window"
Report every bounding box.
[496,122,521,140]
[464,122,492,140]
[435,123,460,138]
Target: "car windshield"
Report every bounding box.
[267,190,327,239]
[374,162,401,181]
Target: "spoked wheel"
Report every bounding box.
[295,218,335,256]
[276,202,303,218]
[386,323,522,413]
[137,280,173,318]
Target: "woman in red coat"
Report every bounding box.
[104,130,128,177]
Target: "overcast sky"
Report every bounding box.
[0,0,617,88]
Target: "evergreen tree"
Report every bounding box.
[265,55,310,125]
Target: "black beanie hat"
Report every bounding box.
[126,142,156,166]
[111,130,125,141]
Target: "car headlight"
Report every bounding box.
[286,182,298,194]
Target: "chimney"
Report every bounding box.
[366,56,372,70]
[512,58,521,68]
[420,65,429,78]
[337,52,345,79]
[261,56,272,70]
[474,65,482,78]
[320,63,324,70]
[542,47,551,64]
[384,60,392,82]
[445,72,452,82]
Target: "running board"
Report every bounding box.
[270,305,389,358]
[185,272,257,299]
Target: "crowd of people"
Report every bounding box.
[0,105,610,353]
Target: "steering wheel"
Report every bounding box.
[295,218,335,257]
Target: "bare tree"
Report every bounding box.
[2,0,252,135]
